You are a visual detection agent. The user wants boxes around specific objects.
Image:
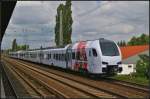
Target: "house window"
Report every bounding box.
[128,65,132,68]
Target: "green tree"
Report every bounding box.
[12,39,17,51]
[120,40,126,46]
[20,44,29,50]
[55,0,73,47]
[117,41,120,46]
[55,4,64,46]
[127,34,149,46]
[136,54,150,79]
[15,44,29,51]
[140,34,149,45]
[128,36,137,45]
[123,40,126,46]
[21,45,29,50]
[63,0,73,45]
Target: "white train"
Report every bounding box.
[9,38,122,75]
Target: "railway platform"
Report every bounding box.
[1,79,6,98]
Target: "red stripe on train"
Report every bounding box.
[74,41,88,71]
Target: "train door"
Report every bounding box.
[89,49,94,67]
[92,48,100,68]
[39,50,42,64]
[66,45,72,69]
[88,48,94,72]
[89,48,99,73]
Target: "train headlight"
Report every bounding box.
[118,67,122,72]
[102,61,108,65]
[102,68,107,72]
[117,61,122,64]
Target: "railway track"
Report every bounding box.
[0,62,18,98]
[3,58,117,98]
[3,61,56,98]
[3,57,150,98]
[102,77,149,93]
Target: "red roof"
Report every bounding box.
[120,45,149,60]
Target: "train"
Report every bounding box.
[9,38,122,75]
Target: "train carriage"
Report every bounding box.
[9,38,122,75]
[9,51,18,58]
[41,48,67,68]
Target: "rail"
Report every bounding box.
[0,62,18,98]
[3,57,150,98]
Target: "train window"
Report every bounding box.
[53,54,55,59]
[56,54,57,60]
[58,54,59,60]
[63,54,66,61]
[59,54,61,60]
[72,52,75,59]
[60,54,61,61]
[61,54,63,61]
[100,41,119,56]
[63,54,65,61]
[39,53,44,59]
[51,54,52,59]
[76,52,80,60]
[47,54,49,59]
[42,53,44,59]
[50,54,51,59]
[92,49,97,57]
[48,54,50,59]
[69,53,71,60]
[61,54,62,60]
[66,53,69,60]
[47,54,50,60]
[59,54,60,60]
[89,50,91,56]
[56,54,58,60]
[58,54,60,60]
[67,53,69,60]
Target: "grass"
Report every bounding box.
[111,74,149,86]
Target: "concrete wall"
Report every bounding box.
[118,64,136,75]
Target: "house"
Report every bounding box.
[118,45,149,75]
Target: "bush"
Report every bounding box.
[136,54,150,79]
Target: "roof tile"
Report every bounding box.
[120,45,149,60]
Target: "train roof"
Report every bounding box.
[9,38,114,53]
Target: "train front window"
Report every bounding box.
[100,40,119,56]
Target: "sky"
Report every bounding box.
[1,1,149,49]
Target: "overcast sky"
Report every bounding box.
[1,1,149,49]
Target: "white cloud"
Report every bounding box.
[72,1,149,42]
[1,1,149,49]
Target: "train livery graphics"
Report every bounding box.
[9,38,122,75]
[74,41,87,71]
